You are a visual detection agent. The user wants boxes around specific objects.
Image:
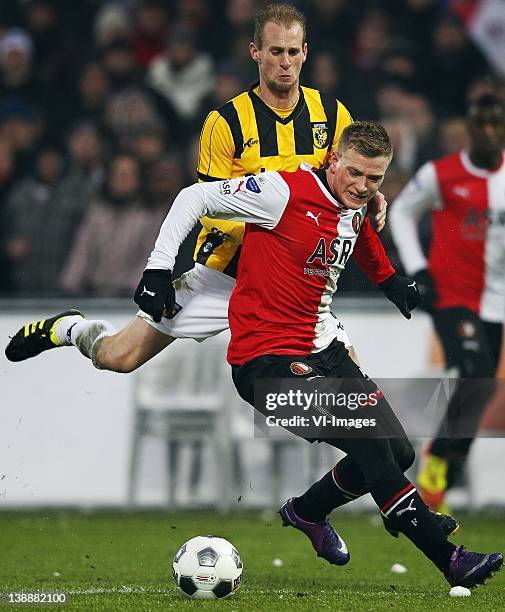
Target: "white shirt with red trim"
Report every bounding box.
[148,164,395,365]
[391,151,505,322]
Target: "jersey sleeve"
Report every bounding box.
[390,161,441,275]
[329,100,353,151]
[353,217,395,284]
[197,110,235,181]
[146,172,290,271]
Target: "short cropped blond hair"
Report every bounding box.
[253,3,306,48]
[337,121,393,159]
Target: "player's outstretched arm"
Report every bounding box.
[146,173,290,273]
[135,172,292,321]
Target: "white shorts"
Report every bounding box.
[137,263,234,341]
[138,262,352,348]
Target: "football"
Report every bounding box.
[172,535,243,600]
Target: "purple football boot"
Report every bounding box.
[279,498,350,565]
[445,545,503,588]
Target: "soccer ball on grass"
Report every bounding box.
[172,535,243,600]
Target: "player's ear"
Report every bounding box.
[302,42,308,63]
[328,149,339,165]
[250,42,260,63]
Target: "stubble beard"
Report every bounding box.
[265,75,298,97]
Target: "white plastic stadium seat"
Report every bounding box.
[128,336,235,511]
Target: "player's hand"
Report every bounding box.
[134,269,175,323]
[379,274,422,320]
[413,268,438,313]
[368,191,387,232]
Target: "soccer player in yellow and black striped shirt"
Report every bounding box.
[194,15,353,276]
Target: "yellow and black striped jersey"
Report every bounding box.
[195,84,353,276]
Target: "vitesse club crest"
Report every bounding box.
[311,122,329,149]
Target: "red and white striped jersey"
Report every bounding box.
[148,164,394,365]
[391,151,505,322]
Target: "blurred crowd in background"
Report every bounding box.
[0,0,504,297]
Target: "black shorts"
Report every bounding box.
[432,307,502,377]
[231,338,409,442]
[431,307,502,446]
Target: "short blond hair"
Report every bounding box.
[253,3,306,48]
[338,121,393,159]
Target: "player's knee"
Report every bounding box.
[112,357,140,374]
[95,340,141,373]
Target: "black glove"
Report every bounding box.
[134,269,175,323]
[379,273,422,320]
[413,268,438,313]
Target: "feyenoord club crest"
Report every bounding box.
[352,212,361,234]
[458,321,476,338]
[311,123,329,149]
[290,362,313,375]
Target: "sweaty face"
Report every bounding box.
[467,106,505,159]
[328,148,390,210]
[250,21,307,95]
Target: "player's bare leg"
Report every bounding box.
[93,317,175,372]
[5,311,175,373]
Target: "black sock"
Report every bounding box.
[430,438,451,457]
[446,455,467,489]
[374,477,455,572]
[294,459,366,522]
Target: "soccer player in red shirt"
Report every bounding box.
[134,120,498,588]
[390,94,505,511]
[133,121,500,587]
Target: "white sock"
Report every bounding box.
[70,319,117,364]
[53,315,84,346]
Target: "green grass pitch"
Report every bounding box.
[1,510,504,610]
